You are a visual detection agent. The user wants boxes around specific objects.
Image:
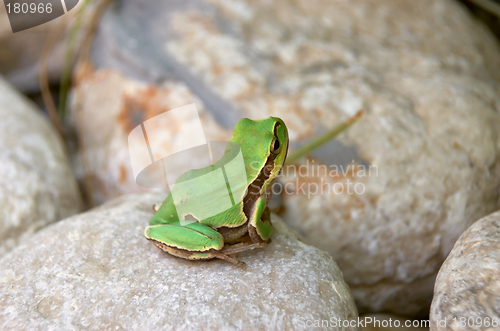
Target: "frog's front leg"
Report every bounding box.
[248,196,273,243]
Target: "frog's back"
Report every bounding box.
[149,191,246,228]
[149,154,247,228]
[200,201,246,228]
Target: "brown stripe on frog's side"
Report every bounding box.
[217,122,282,236]
[216,152,276,238]
[242,122,283,221]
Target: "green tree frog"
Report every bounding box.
[145,117,289,265]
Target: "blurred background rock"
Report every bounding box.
[1,0,499,329]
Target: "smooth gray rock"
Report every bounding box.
[0,193,358,330]
[430,210,500,331]
[0,77,82,257]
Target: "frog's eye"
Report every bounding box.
[270,137,281,155]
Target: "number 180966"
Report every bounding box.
[6,2,53,14]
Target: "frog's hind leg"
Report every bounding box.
[214,196,273,263]
[148,240,212,260]
[153,240,252,266]
[221,241,268,255]
[145,221,224,258]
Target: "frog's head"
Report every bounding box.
[231,117,289,185]
[266,117,289,173]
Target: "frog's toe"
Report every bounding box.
[152,202,163,212]
[213,253,246,266]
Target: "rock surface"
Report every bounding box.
[0,192,358,330]
[166,0,500,315]
[72,0,500,316]
[430,210,500,331]
[0,77,82,257]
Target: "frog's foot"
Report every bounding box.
[214,241,268,266]
[249,200,273,242]
[212,252,246,266]
[221,241,268,255]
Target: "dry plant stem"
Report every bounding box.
[73,0,112,208]
[39,13,76,137]
[38,0,113,208]
[58,0,89,120]
[285,110,364,165]
[76,0,113,69]
[40,1,95,207]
